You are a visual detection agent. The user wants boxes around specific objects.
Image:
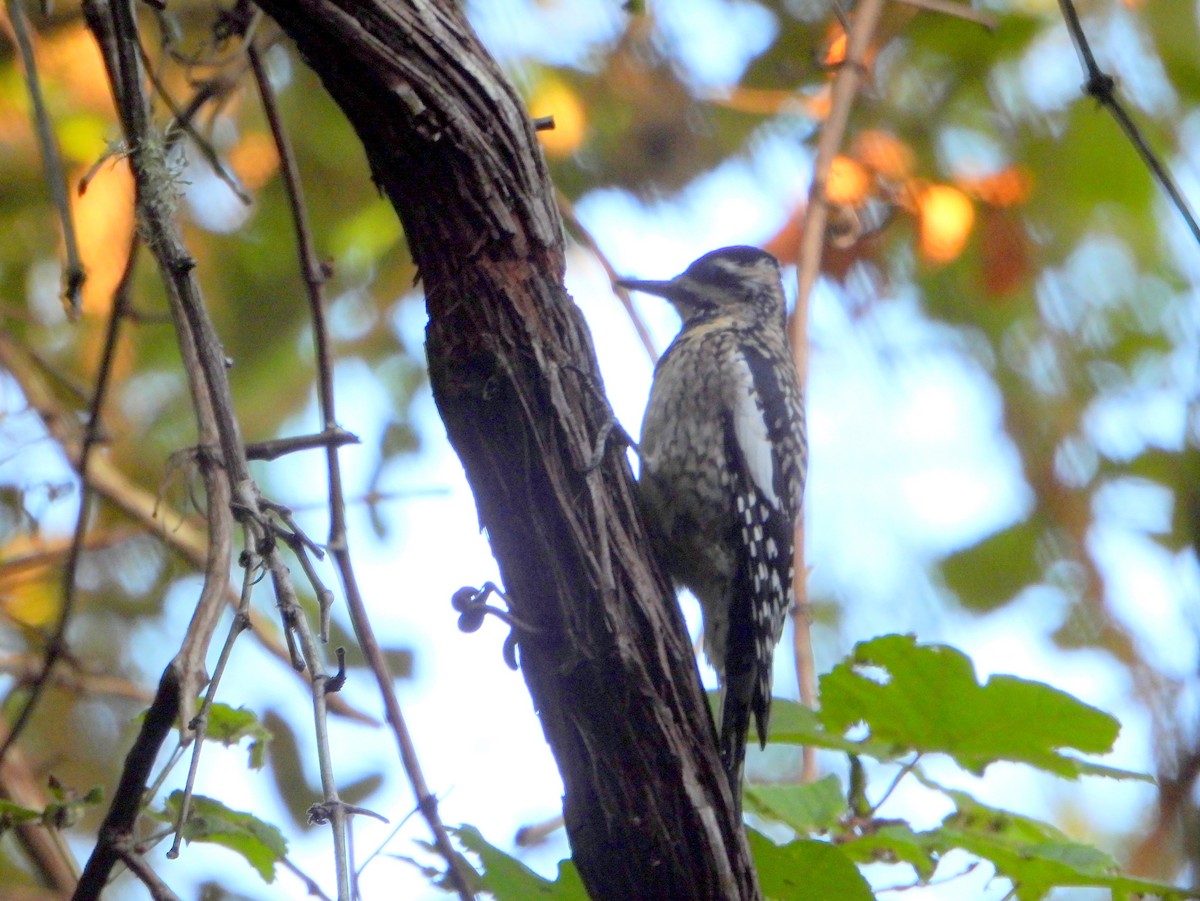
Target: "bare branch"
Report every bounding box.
[246,427,360,460]
[1057,0,1200,249]
[167,548,254,860]
[112,840,183,901]
[0,329,376,725]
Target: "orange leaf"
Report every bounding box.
[229,131,279,192]
[827,155,870,206]
[852,130,914,180]
[71,157,136,316]
[958,166,1033,208]
[824,30,848,68]
[763,204,885,283]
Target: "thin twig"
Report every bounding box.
[112,842,183,901]
[246,426,361,460]
[1057,0,1200,249]
[789,0,887,783]
[791,0,886,356]
[868,756,921,815]
[246,31,476,901]
[0,233,133,768]
[281,855,336,901]
[514,812,565,848]
[135,38,251,205]
[892,0,997,28]
[266,535,352,895]
[3,0,86,313]
[74,5,239,889]
[0,528,140,575]
[167,547,255,859]
[0,653,154,703]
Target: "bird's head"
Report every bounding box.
[615,245,786,326]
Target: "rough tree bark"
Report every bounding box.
[249,1,761,897]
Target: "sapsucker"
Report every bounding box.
[617,245,808,805]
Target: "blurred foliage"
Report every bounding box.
[1,0,1199,896]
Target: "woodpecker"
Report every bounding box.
[617,246,807,806]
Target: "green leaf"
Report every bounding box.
[745,775,846,833]
[204,702,273,770]
[932,789,1196,901]
[747,831,873,901]
[38,778,103,829]
[766,699,901,761]
[819,635,1125,776]
[0,799,42,831]
[837,821,940,881]
[1024,101,1158,263]
[941,520,1042,612]
[453,825,587,900]
[328,197,402,274]
[159,792,287,883]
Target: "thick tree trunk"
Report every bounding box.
[250,1,760,897]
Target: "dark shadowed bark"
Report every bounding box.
[248,0,760,897]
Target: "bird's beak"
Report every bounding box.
[614,277,677,298]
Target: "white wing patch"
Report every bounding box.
[729,354,779,508]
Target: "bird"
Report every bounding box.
[616,245,807,809]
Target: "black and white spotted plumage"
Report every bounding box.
[617,246,807,809]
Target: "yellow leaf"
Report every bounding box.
[0,538,60,629]
[918,184,974,264]
[528,77,586,158]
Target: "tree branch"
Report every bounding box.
[250,0,759,896]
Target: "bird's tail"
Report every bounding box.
[718,663,755,817]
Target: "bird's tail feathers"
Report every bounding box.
[718,665,755,817]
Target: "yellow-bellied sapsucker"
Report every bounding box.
[617,246,807,805]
